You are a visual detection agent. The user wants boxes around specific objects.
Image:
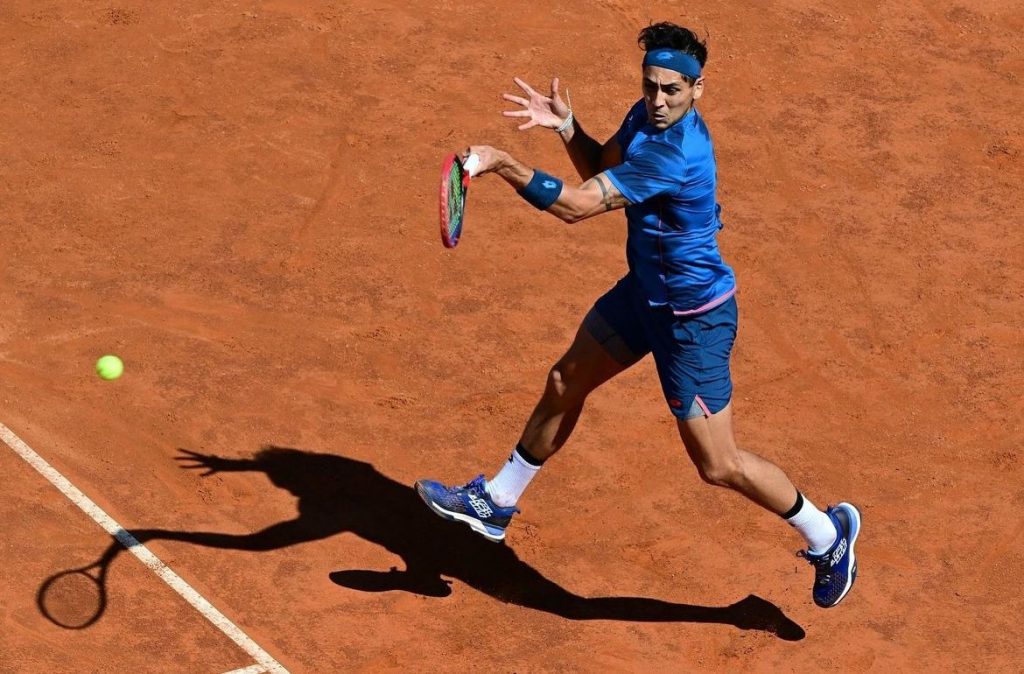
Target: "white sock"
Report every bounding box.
[785,493,837,554]
[485,446,541,507]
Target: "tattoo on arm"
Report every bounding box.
[595,176,612,211]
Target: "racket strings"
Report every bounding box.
[446,164,465,237]
[439,153,468,248]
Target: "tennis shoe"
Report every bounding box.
[800,502,862,608]
[415,475,518,542]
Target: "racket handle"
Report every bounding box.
[464,153,481,177]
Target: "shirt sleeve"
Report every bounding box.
[605,140,687,204]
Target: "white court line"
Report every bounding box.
[0,421,289,674]
[221,666,267,674]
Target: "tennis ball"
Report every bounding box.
[95,355,124,380]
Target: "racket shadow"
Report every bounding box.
[127,445,804,640]
[36,538,121,629]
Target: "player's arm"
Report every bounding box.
[549,170,628,223]
[465,146,629,224]
[558,122,623,181]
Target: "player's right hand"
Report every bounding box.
[460,145,507,177]
[502,77,571,131]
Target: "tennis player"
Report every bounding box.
[416,22,861,608]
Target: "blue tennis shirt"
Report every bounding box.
[605,100,736,315]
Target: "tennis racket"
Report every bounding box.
[439,152,480,248]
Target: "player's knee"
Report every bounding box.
[545,363,588,406]
[697,456,744,489]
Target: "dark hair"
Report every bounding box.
[637,22,707,82]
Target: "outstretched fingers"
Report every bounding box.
[174,449,219,476]
[513,76,537,96]
[501,93,531,118]
[514,76,551,104]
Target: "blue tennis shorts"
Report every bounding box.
[583,273,737,419]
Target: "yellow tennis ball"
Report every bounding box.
[95,355,124,380]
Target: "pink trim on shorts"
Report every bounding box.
[672,287,736,316]
[694,395,711,417]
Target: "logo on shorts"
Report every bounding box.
[669,398,683,408]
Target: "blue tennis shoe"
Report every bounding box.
[801,502,862,608]
[415,475,519,542]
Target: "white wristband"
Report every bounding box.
[556,110,574,134]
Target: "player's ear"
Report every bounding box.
[692,76,705,101]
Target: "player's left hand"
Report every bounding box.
[501,77,570,130]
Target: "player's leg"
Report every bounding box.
[415,275,648,541]
[484,276,649,509]
[676,404,861,608]
[656,296,861,607]
[676,402,800,513]
[517,311,639,464]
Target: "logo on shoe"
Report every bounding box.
[830,538,847,567]
[467,492,494,518]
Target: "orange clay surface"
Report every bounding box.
[1,1,1022,672]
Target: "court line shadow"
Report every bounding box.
[63,446,805,640]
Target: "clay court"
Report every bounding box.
[1,1,1021,671]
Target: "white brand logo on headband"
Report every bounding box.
[657,52,673,60]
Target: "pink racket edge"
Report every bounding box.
[439,153,469,248]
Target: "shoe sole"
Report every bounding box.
[829,502,861,607]
[415,482,506,543]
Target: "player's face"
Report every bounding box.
[641,66,704,129]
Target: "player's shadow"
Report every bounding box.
[87,446,805,640]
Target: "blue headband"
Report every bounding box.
[642,48,702,79]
